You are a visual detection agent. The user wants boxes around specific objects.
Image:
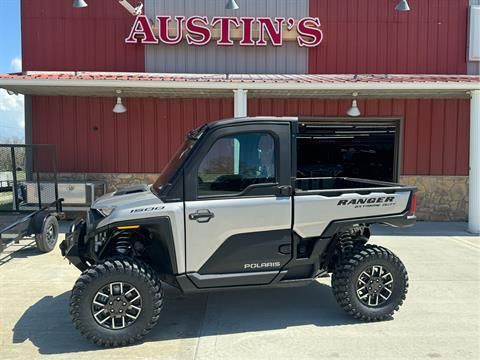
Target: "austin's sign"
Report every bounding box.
[126,15,323,47]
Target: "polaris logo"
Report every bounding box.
[244,262,281,270]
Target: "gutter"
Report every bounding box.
[0,78,479,93]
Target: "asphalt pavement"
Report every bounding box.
[0,221,478,360]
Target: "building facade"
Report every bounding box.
[1,0,479,230]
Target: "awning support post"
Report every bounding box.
[469,90,480,234]
[233,89,248,174]
[233,89,248,118]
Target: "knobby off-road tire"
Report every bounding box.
[70,258,164,347]
[332,244,408,321]
[337,235,369,255]
[35,215,59,253]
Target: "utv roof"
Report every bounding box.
[207,116,299,128]
[187,117,298,140]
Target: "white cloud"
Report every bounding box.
[0,57,25,141]
[10,57,22,73]
[0,89,23,112]
[0,89,25,141]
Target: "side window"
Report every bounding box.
[198,132,276,197]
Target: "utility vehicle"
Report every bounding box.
[61,117,416,347]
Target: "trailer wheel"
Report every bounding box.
[35,215,59,253]
[69,258,164,347]
[332,244,408,321]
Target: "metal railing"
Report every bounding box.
[0,144,61,213]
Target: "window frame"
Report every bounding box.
[183,123,291,202]
[196,131,278,199]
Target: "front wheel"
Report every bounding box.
[332,244,408,321]
[69,258,164,347]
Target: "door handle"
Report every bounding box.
[189,209,215,223]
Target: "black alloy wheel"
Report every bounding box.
[332,244,408,321]
[70,258,164,347]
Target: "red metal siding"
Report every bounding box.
[21,0,144,72]
[309,0,468,74]
[249,98,470,176]
[32,96,469,176]
[31,97,234,173]
[21,0,469,75]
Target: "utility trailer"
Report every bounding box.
[61,117,416,347]
[0,144,63,254]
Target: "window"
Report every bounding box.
[198,132,276,197]
[296,123,397,182]
[153,138,195,193]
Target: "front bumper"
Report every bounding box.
[60,218,88,271]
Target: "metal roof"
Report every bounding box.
[0,72,478,99]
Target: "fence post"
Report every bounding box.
[52,146,60,212]
[10,147,19,211]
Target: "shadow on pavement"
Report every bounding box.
[0,240,39,267]
[0,221,72,267]
[13,281,361,355]
[371,221,478,237]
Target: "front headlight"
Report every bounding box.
[97,207,114,217]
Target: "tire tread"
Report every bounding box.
[332,244,408,321]
[69,258,164,347]
[34,216,59,253]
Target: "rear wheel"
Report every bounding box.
[332,244,408,321]
[35,215,59,253]
[69,258,164,347]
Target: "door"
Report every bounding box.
[184,124,292,288]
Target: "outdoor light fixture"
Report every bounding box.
[226,0,239,10]
[395,0,411,12]
[347,93,361,117]
[73,0,143,15]
[118,0,144,16]
[113,91,127,114]
[72,0,88,8]
[133,3,144,15]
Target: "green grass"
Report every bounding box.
[0,191,13,211]
[0,203,13,211]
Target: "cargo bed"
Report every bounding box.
[295,177,415,196]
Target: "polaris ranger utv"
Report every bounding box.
[61,117,416,347]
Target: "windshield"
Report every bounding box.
[152,125,207,194]
[152,139,195,194]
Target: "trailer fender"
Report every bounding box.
[28,211,53,235]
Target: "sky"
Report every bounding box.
[0,0,23,142]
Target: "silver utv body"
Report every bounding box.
[91,184,411,275]
[62,117,416,291]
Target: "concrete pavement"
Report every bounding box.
[0,222,479,359]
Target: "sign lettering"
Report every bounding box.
[126,15,323,47]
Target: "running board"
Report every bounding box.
[187,270,287,288]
